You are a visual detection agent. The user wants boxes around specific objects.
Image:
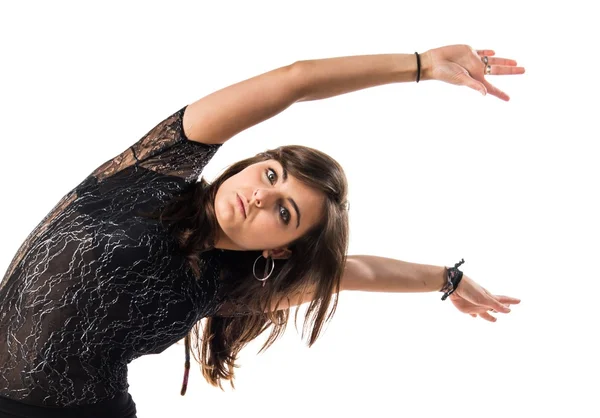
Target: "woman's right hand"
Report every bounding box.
[421,44,525,101]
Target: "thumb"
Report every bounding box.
[456,72,487,96]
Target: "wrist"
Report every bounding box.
[440,259,466,300]
[432,265,448,293]
[418,51,434,81]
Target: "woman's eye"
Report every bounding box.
[279,206,290,224]
[266,168,277,184]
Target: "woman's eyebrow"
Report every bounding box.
[277,166,300,228]
[287,198,301,228]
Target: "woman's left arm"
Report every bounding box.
[342,255,446,293]
[343,255,521,322]
[270,255,520,321]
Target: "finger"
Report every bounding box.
[497,302,512,313]
[475,49,495,57]
[488,65,526,76]
[456,70,487,96]
[482,80,510,101]
[489,296,512,313]
[479,311,497,322]
[470,314,477,317]
[486,57,519,66]
[495,295,522,305]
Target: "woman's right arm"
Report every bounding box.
[182,63,301,145]
[183,54,428,144]
[183,45,524,145]
[183,53,432,145]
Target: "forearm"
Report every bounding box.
[342,255,446,293]
[183,52,432,144]
[294,52,433,101]
[265,254,446,312]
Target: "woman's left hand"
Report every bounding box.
[423,44,525,101]
[448,275,521,322]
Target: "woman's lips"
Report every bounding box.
[236,194,247,218]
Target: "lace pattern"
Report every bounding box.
[0,107,222,407]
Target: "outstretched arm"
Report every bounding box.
[341,255,446,293]
[182,45,524,144]
[183,53,427,145]
[270,254,521,323]
[341,255,521,322]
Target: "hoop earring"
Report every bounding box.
[253,255,275,287]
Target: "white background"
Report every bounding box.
[1,1,598,417]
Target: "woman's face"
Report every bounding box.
[213,159,325,256]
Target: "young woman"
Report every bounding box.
[0,44,523,417]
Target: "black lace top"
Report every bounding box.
[0,107,223,407]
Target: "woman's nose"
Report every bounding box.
[252,188,276,208]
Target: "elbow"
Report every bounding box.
[340,256,376,292]
[288,60,310,102]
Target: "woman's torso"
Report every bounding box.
[0,107,223,408]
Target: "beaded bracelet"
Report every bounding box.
[441,258,465,301]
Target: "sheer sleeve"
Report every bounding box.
[0,106,220,296]
[89,106,221,184]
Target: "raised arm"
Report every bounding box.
[183,45,524,144]
[182,53,427,144]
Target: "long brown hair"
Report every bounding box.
[155,145,349,389]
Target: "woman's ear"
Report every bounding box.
[262,248,292,260]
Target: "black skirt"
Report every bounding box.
[0,392,137,418]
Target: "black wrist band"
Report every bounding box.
[415,52,421,83]
[441,258,465,301]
